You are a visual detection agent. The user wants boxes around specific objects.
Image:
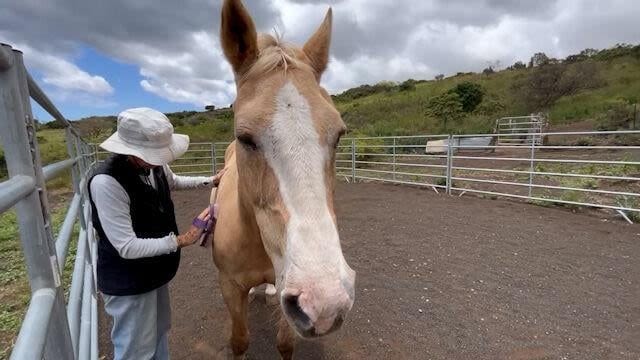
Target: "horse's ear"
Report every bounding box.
[303,8,332,81]
[220,0,258,76]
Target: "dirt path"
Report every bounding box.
[100,182,640,360]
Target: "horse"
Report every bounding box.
[208,0,356,358]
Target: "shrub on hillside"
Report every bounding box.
[43,120,66,129]
[426,92,464,131]
[185,115,208,126]
[513,60,605,112]
[473,96,506,116]
[399,79,417,92]
[449,82,485,113]
[596,101,634,131]
[333,82,399,102]
[592,43,640,61]
[508,61,526,70]
[482,67,495,76]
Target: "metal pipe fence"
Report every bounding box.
[1,43,98,360]
[332,130,640,223]
[495,115,547,146]
[189,130,639,224]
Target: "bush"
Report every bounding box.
[186,115,208,126]
[482,67,495,75]
[508,61,526,70]
[351,134,386,162]
[616,196,640,222]
[596,101,634,131]
[473,96,506,116]
[426,92,464,131]
[42,120,66,129]
[450,82,485,113]
[399,79,417,92]
[333,82,398,102]
[513,60,605,112]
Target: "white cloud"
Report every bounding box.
[1,0,639,112]
[16,43,114,96]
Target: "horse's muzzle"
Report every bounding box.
[281,280,354,338]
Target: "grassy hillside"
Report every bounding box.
[333,51,640,137]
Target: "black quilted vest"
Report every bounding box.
[88,154,180,296]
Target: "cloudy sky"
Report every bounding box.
[1,0,639,120]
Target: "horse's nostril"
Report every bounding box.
[283,294,313,332]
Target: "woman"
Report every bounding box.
[88,107,223,360]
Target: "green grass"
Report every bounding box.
[535,158,637,179]
[333,55,640,136]
[550,57,640,123]
[0,195,77,359]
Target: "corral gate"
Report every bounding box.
[1,44,98,359]
[496,115,547,146]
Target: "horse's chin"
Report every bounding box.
[285,316,344,339]
[280,297,347,339]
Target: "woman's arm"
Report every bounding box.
[163,165,215,191]
[90,175,179,259]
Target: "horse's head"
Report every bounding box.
[220,0,355,338]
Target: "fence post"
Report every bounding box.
[351,138,356,183]
[528,136,536,198]
[93,144,99,165]
[392,137,397,181]
[446,134,453,195]
[212,143,216,173]
[0,45,74,359]
[65,129,81,194]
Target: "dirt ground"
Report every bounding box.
[100,182,640,360]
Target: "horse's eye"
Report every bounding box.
[237,134,258,151]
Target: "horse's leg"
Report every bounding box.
[276,312,296,360]
[265,283,278,306]
[219,275,250,359]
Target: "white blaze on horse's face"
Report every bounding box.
[259,81,355,337]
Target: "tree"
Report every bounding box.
[510,61,526,70]
[482,66,495,75]
[514,60,605,111]
[529,52,550,67]
[426,92,464,131]
[399,79,417,91]
[579,48,598,58]
[435,74,444,81]
[450,82,485,113]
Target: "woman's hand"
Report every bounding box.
[212,168,227,187]
[177,207,210,248]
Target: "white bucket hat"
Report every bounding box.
[100,107,190,166]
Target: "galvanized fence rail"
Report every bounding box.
[495,115,547,146]
[179,129,638,223]
[332,130,640,223]
[112,129,638,223]
[1,43,98,359]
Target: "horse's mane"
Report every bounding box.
[242,32,313,81]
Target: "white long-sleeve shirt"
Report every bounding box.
[90,165,214,260]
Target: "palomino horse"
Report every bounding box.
[209,0,356,358]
